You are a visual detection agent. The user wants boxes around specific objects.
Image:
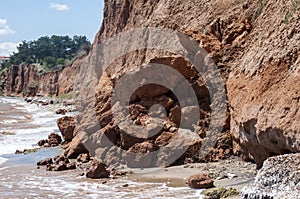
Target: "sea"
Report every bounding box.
[0,96,203,199]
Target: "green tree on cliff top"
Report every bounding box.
[1,35,91,71]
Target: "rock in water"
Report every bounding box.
[37,158,53,165]
[188,174,214,189]
[86,159,110,179]
[37,139,48,147]
[241,153,300,199]
[57,116,76,141]
[55,109,67,115]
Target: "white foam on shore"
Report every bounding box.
[0,157,7,166]
[0,96,61,156]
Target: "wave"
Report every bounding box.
[0,157,8,166]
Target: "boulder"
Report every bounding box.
[37,158,53,166]
[188,174,214,189]
[37,139,48,147]
[48,132,62,147]
[57,116,76,141]
[64,137,89,159]
[86,159,110,179]
[54,155,69,164]
[53,161,67,171]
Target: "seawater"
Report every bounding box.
[0,96,203,199]
[0,97,62,165]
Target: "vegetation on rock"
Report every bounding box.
[204,188,239,199]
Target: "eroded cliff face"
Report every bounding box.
[1,57,82,97]
[71,0,299,168]
[2,0,299,168]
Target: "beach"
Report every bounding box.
[0,96,259,198]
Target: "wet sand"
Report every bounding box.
[127,157,257,197]
[0,156,256,199]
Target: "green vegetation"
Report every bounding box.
[204,188,239,199]
[59,93,72,100]
[0,35,91,72]
[284,11,293,24]
[23,148,39,154]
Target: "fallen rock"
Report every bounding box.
[86,159,110,179]
[53,161,67,171]
[15,150,23,154]
[37,158,53,166]
[54,155,70,164]
[64,137,89,159]
[77,153,90,163]
[66,162,77,170]
[37,139,48,147]
[57,116,76,141]
[241,153,300,199]
[188,174,214,189]
[48,132,62,147]
[55,109,67,115]
[43,155,76,171]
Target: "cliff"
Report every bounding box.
[69,0,299,168]
[2,0,299,168]
[0,58,82,97]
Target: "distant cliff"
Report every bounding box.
[0,58,82,97]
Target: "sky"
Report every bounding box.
[0,0,104,56]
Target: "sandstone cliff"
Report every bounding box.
[2,0,299,168]
[0,58,82,97]
[69,0,299,168]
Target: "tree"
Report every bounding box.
[1,35,91,71]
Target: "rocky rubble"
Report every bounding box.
[37,132,62,147]
[45,155,77,171]
[241,153,300,199]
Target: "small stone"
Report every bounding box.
[77,153,90,163]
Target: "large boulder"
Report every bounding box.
[57,116,76,141]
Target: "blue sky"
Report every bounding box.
[0,0,104,56]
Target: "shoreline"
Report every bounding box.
[0,95,258,198]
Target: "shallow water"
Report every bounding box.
[0,97,62,159]
[0,97,203,198]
